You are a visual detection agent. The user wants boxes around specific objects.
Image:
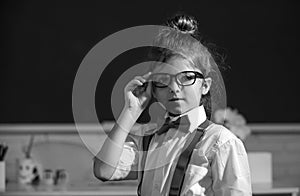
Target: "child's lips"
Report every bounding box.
[169,98,184,102]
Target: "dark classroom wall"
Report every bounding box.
[0,0,299,123]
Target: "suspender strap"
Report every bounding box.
[169,119,210,196]
[137,133,155,196]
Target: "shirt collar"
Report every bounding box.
[159,105,207,133]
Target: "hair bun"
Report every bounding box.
[166,14,198,35]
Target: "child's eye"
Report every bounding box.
[158,78,167,83]
[152,75,169,85]
[181,74,195,81]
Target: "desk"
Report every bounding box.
[253,183,299,196]
[1,182,299,196]
[0,181,138,196]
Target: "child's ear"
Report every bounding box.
[201,77,212,95]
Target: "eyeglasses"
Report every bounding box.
[150,71,204,88]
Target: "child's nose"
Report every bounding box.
[168,78,181,93]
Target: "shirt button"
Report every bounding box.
[154,183,159,190]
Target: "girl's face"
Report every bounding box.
[152,56,211,115]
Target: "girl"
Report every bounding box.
[94,14,252,196]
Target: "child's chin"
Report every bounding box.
[167,107,182,116]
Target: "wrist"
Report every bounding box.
[116,108,140,133]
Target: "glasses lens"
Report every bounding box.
[177,72,196,85]
[151,74,170,87]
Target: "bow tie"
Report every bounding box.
[156,117,183,135]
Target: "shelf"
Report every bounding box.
[1,123,300,135]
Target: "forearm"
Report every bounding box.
[93,108,138,180]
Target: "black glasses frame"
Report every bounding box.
[150,71,205,88]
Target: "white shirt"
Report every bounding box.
[110,105,252,196]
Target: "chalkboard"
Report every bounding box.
[0,0,299,123]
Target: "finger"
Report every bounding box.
[125,79,143,91]
[134,76,147,84]
[130,79,144,87]
[133,72,152,84]
[142,72,152,80]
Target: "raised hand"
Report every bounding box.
[124,72,152,117]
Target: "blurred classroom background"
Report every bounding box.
[0,1,299,195]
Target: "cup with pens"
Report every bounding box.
[0,143,8,191]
